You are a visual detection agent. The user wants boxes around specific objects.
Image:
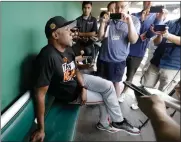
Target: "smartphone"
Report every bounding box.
[149,6,164,13]
[123,81,152,96]
[110,13,122,19]
[154,24,167,31]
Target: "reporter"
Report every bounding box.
[97,1,140,97]
[141,18,181,94]
[135,94,180,142]
[73,1,98,58]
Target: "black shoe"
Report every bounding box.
[112,118,140,135]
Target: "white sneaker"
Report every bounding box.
[131,104,139,110]
[118,93,126,103]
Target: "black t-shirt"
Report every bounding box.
[76,15,98,33]
[34,45,80,102]
[76,15,98,47]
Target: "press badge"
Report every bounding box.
[112,35,120,40]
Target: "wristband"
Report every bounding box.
[80,85,87,89]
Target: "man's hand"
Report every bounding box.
[75,55,87,62]
[81,88,87,105]
[30,129,45,142]
[100,14,109,24]
[135,93,167,119]
[140,31,147,41]
[150,25,169,36]
[120,13,132,24]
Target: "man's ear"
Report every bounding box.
[52,31,59,39]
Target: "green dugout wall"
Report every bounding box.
[1,2,82,111]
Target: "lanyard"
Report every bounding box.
[112,20,124,31]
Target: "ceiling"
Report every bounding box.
[91,1,109,18]
[91,2,143,18]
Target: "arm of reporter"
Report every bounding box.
[75,56,87,62]
[98,21,106,41]
[166,33,181,46]
[79,18,98,38]
[136,95,180,142]
[151,111,180,142]
[127,17,140,44]
[77,64,92,70]
[79,32,96,37]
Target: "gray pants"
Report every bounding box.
[72,74,124,126]
[141,64,180,94]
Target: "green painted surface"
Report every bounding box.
[44,102,80,141]
[1,98,80,141]
[1,99,35,141]
[1,2,81,111]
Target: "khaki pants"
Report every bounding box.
[141,64,180,94]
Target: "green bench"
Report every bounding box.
[1,92,80,141]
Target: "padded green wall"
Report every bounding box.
[1,2,82,111]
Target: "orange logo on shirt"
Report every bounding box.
[63,57,68,63]
[62,61,76,82]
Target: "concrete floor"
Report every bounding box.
[74,71,180,141]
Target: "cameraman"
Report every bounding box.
[97,1,141,97]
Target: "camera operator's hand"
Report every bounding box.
[150,25,169,36]
[135,93,167,119]
[90,36,99,42]
[120,12,132,24]
[100,14,109,24]
[75,56,87,62]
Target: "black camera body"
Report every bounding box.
[150,6,164,13]
[110,13,122,19]
[154,25,167,31]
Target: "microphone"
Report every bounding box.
[80,50,84,56]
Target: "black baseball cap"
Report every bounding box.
[45,16,77,38]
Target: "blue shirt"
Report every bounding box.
[151,18,181,70]
[99,15,140,62]
[129,12,161,57]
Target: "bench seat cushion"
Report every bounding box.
[44,100,80,141]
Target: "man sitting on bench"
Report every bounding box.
[31,16,140,142]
